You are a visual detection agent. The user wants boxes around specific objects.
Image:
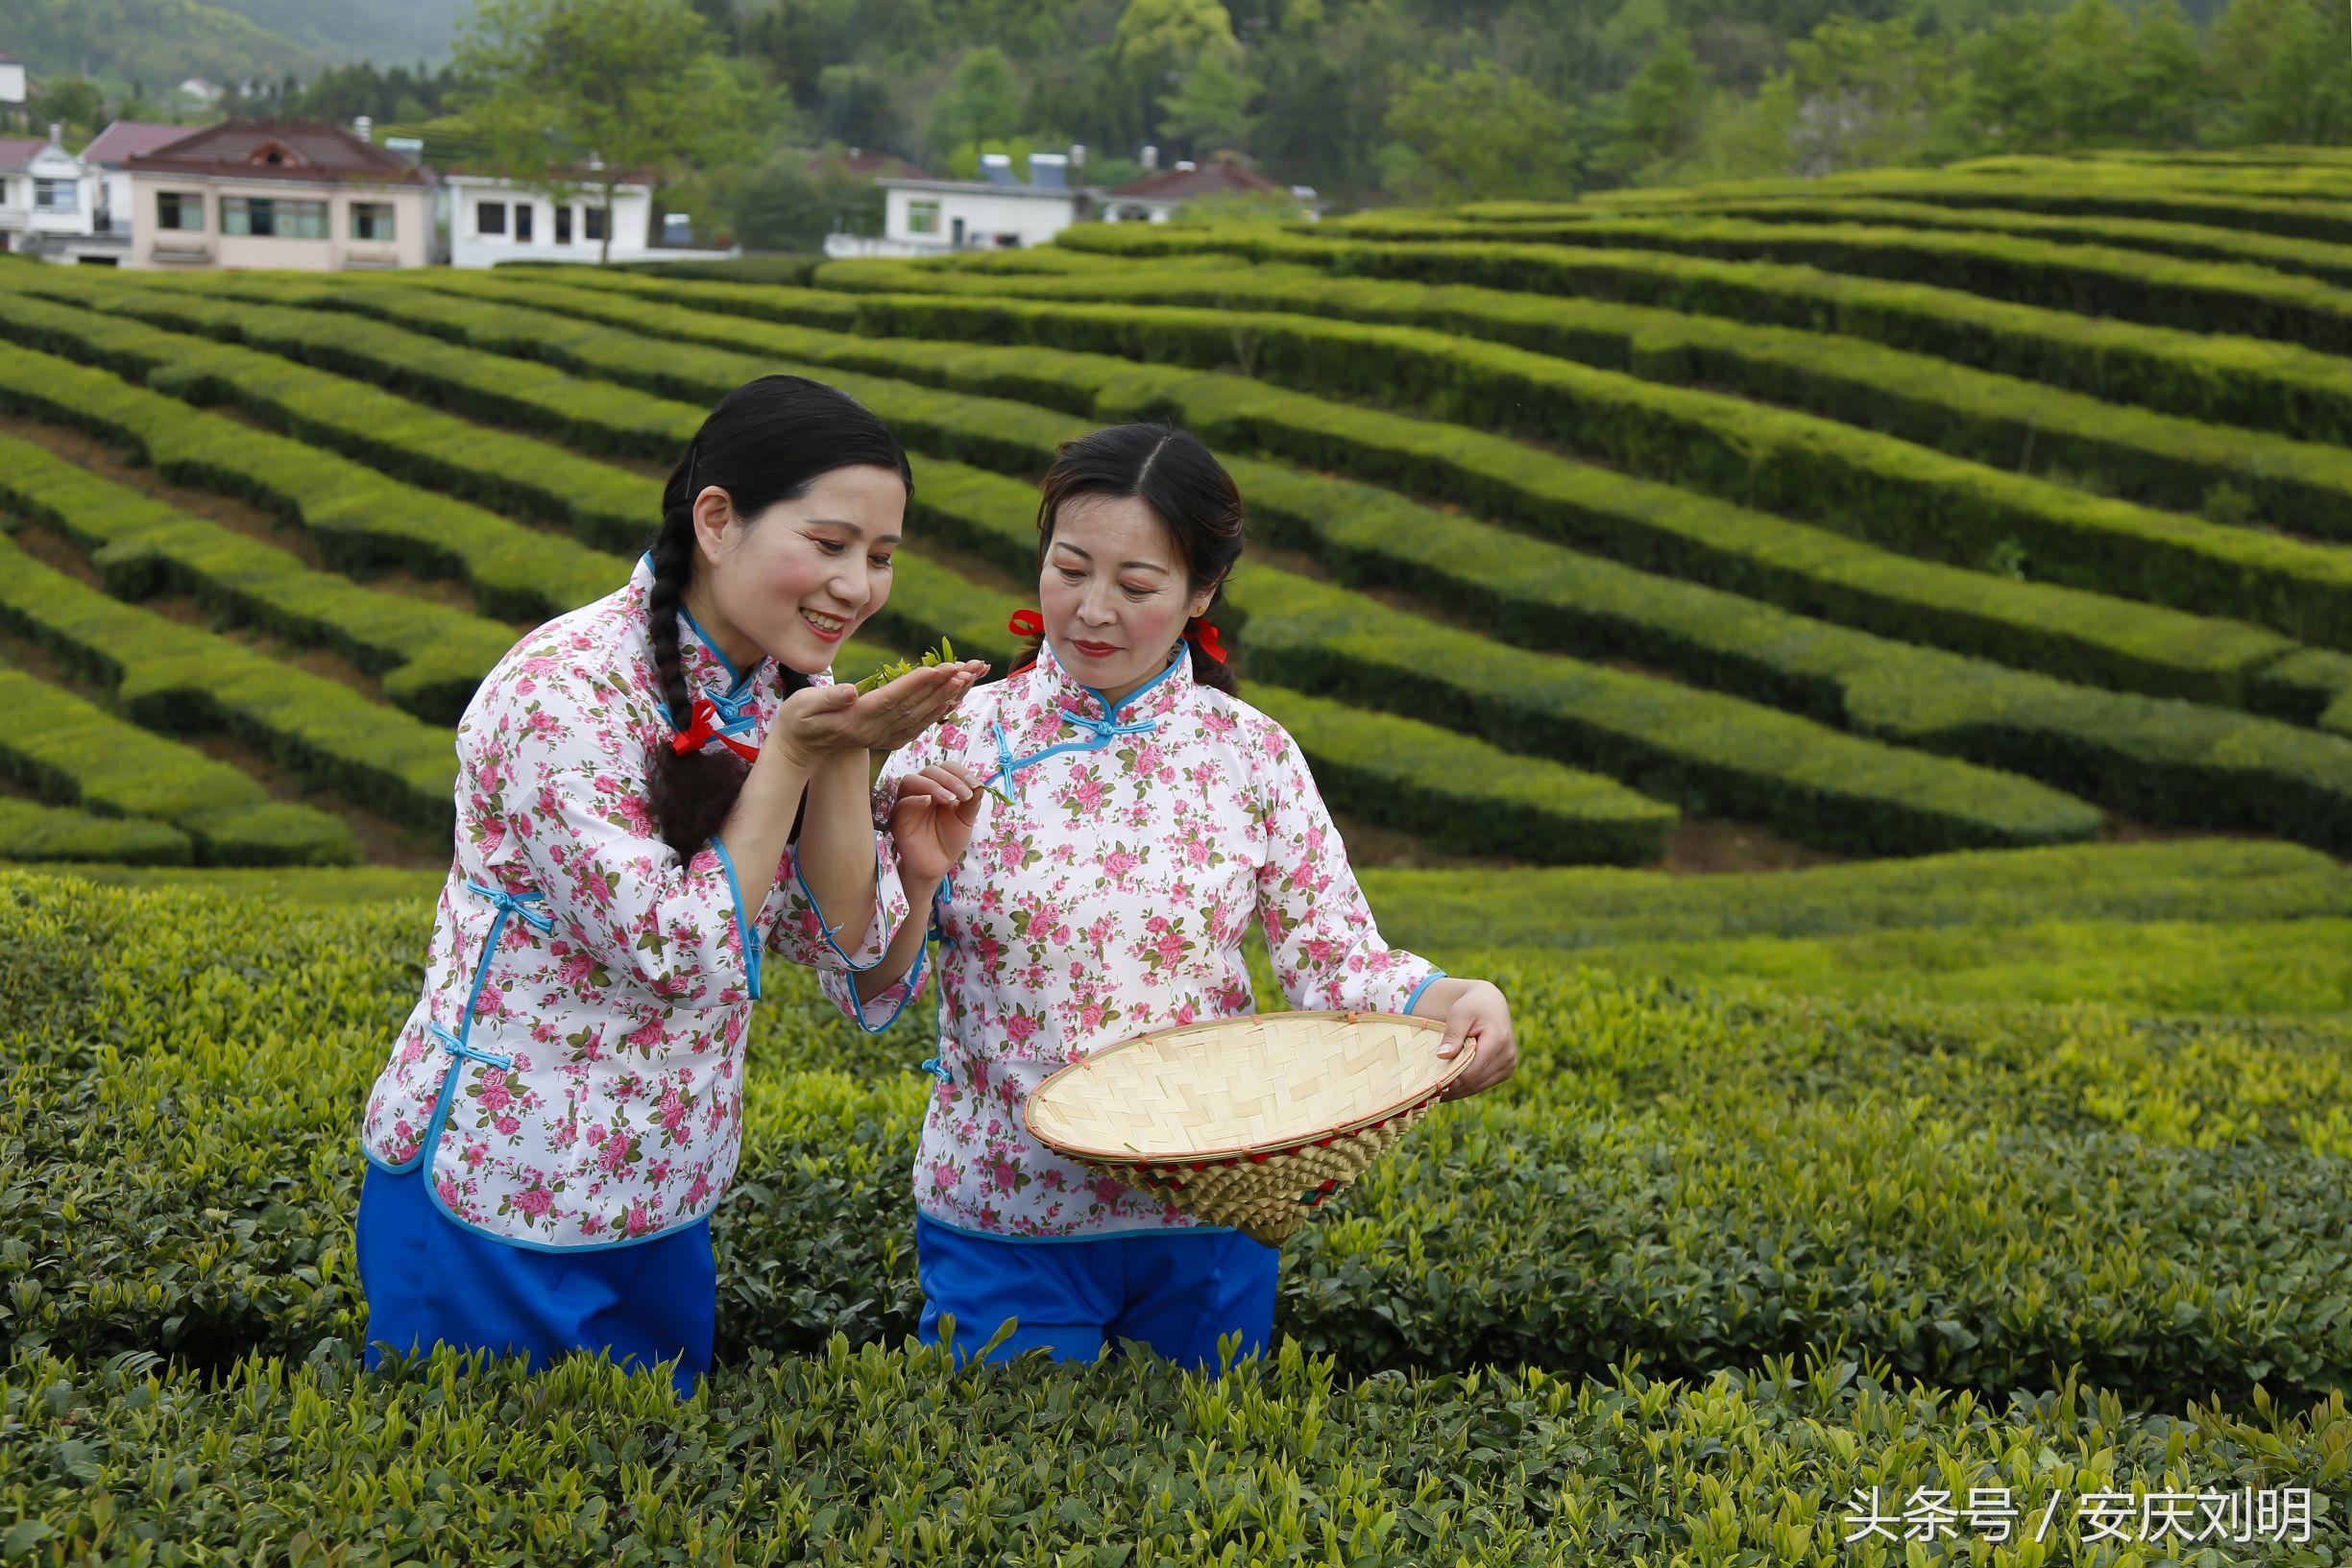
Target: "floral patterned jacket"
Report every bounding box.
[360,555,909,1250]
[856,637,1444,1240]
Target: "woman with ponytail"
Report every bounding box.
[847,423,1518,1370]
[356,374,986,1397]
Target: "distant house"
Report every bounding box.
[81,120,196,247]
[826,150,1084,258]
[0,124,101,259]
[178,78,223,106]
[122,119,433,270]
[1102,151,1317,224]
[439,168,660,267]
[0,54,25,109]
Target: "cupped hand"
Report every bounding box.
[1434,980,1517,1100]
[769,661,987,762]
[889,761,988,885]
[845,661,990,753]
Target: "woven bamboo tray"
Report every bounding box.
[1024,1010,1470,1245]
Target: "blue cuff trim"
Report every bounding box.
[791,840,892,974]
[709,835,762,1001]
[1402,969,1447,1015]
[850,935,926,1037]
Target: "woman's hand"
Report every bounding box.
[769,662,986,762]
[856,661,989,753]
[1434,979,1517,1100]
[889,761,988,886]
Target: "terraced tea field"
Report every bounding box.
[16,151,2352,874]
[4,150,2350,1560]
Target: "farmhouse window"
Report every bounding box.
[477,200,506,235]
[515,203,535,242]
[908,199,939,235]
[584,205,607,241]
[350,202,396,241]
[156,191,204,231]
[555,205,572,244]
[33,179,77,214]
[223,197,327,238]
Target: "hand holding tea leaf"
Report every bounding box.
[853,636,959,695]
[890,761,990,885]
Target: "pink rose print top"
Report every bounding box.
[861,637,1444,1240]
[360,555,911,1250]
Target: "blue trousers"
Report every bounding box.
[355,1161,715,1399]
[914,1211,1279,1370]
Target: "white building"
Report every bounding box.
[0,54,26,110]
[827,151,1084,259]
[0,125,101,258]
[439,168,662,267]
[79,120,196,254]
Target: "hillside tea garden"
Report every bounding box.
[3,149,2351,1561]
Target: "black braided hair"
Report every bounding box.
[1023,423,1245,695]
[643,375,913,857]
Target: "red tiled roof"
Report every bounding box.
[0,137,49,169]
[1110,155,1288,203]
[831,150,927,181]
[82,120,199,166]
[125,119,430,186]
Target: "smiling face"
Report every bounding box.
[691,463,908,675]
[1038,493,1214,705]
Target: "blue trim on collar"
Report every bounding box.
[678,598,764,692]
[641,552,767,696]
[1084,640,1187,720]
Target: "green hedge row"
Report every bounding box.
[854,622,1675,864]
[0,285,1683,863]
[0,430,509,724]
[122,276,2069,857]
[0,797,190,865]
[756,280,2352,648]
[1050,223,2352,446]
[13,1342,2342,1568]
[0,283,655,555]
[0,536,456,831]
[17,873,2352,1417]
[1292,209,2352,350]
[1586,193,2352,286]
[1363,838,2352,954]
[410,270,2322,712]
[341,273,2352,850]
[0,668,352,864]
[0,341,617,622]
[818,251,2352,544]
[20,270,708,460]
[1580,913,2352,1016]
[45,279,1713,861]
[907,458,2100,855]
[1466,172,2352,243]
[1672,173,2352,242]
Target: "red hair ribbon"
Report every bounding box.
[668,697,759,761]
[1007,609,1044,639]
[1187,615,1226,663]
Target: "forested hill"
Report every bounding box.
[4,0,466,88]
[696,0,2344,208]
[10,0,2345,215]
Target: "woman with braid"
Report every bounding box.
[357,375,986,1397]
